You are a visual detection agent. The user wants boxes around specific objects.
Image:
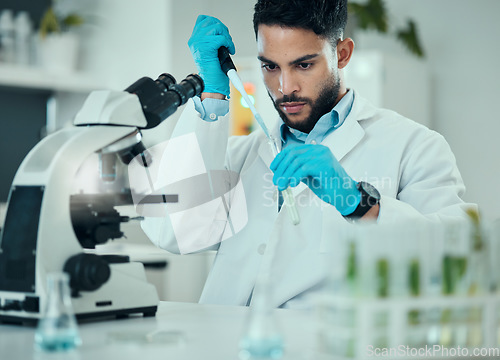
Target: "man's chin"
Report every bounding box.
[275,106,313,132]
[283,118,313,133]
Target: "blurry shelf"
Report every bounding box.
[0,64,105,93]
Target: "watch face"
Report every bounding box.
[344,182,380,220]
[359,182,381,200]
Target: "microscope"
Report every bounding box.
[0,73,203,324]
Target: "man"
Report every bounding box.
[141,0,474,308]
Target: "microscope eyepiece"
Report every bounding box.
[155,73,176,91]
[178,73,204,99]
[125,73,204,129]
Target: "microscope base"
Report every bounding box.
[0,305,157,326]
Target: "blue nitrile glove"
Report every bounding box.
[188,15,235,97]
[270,144,361,216]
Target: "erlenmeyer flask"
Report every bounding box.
[239,276,284,359]
[34,272,82,351]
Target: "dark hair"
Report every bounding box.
[253,0,348,44]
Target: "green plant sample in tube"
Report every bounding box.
[442,256,467,295]
[347,241,357,281]
[409,258,420,296]
[376,258,389,298]
[408,258,421,325]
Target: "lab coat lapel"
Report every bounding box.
[321,116,364,162]
[321,92,372,161]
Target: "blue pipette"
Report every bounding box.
[218,48,300,225]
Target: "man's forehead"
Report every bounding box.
[257,24,317,39]
[256,24,332,60]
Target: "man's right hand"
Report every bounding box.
[188,15,235,98]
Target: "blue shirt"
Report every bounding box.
[279,89,354,148]
[193,89,355,147]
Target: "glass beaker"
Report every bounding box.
[34,272,82,351]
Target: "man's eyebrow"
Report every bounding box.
[257,53,320,65]
[257,55,275,64]
[289,53,319,65]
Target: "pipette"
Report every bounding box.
[218,47,300,225]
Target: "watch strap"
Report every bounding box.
[343,182,380,220]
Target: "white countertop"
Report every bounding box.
[0,301,318,360]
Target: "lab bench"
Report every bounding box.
[0,301,316,360]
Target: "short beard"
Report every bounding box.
[270,76,341,134]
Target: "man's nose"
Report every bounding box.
[278,70,300,96]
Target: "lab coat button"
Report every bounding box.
[209,113,217,120]
[311,140,317,145]
[258,244,266,255]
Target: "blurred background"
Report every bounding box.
[0,0,499,302]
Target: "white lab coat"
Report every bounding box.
[141,91,475,308]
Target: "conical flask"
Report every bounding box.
[34,272,82,351]
[239,276,284,359]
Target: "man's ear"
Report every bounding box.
[337,38,355,70]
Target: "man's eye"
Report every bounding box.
[298,63,312,70]
[262,64,278,71]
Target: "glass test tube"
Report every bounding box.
[269,135,300,225]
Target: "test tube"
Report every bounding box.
[268,135,300,225]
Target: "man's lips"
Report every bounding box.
[280,102,307,114]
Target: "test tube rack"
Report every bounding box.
[314,294,500,359]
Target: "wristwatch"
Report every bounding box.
[343,181,381,220]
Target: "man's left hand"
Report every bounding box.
[270,144,360,216]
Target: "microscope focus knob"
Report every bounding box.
[63,253,111,295]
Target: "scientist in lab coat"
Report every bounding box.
[140,0,475,308]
